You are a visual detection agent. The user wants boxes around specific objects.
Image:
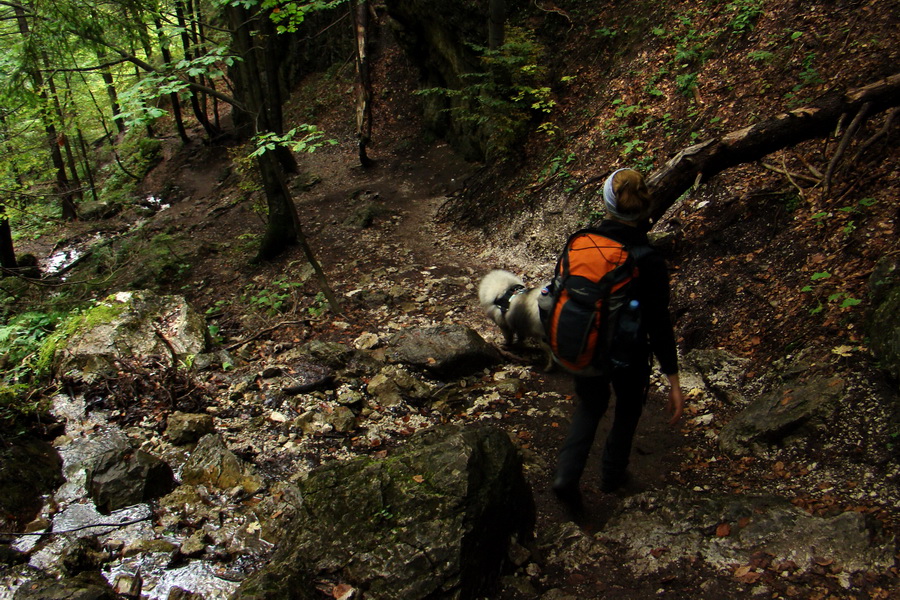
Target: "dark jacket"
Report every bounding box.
[594,220,679,375]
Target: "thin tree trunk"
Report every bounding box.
[15,5,77,220]
[0,204,16,272]
[489,0,506,49]
[97,50,126,134]
[154,16,190,143]
[175,0,218,138]
[76,127,99,204]
[47,71,84,202]
[350,0,373,167]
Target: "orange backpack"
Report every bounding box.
[538,229,652,375]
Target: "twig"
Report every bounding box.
[0,515,152,539]
[825,102,872,194]
[780,152,806,198]
[760,161,819,186]
[223,320,307,351]
[534,0,574,31]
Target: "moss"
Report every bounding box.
[35,297,127,375]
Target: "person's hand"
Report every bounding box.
[666,373,684,426]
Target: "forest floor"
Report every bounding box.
[11,2,900,597]
[18,116,898,598]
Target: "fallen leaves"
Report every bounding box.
[733,564,762,584]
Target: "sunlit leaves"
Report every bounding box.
[248,125,337,158]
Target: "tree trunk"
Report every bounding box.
[154,16,190,143]
[175,0,219,139]
[350,0,374,167]
[647,72,900,223]
[0,203,16,272]
[97,51,126,135]
[14,4,78,220]
[488,0,506,49]
[47,71,84,202]
[254,151,299,261]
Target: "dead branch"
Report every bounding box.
[646,72,900,223]
[824,101,872,194]
[851,106,899,163]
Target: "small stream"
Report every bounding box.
[1,393,241,600]
[40,195,171,278]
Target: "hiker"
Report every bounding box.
[550,168,684,509]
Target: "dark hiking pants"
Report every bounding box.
[553,365,648,489]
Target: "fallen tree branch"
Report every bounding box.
[824,101,872,194]
[223,320,307,351]
[646,72,900,223]
[851,106,898,163]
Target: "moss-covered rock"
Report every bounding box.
[235,425,535,599]
[40,290,209,381]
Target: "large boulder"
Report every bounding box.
[602,487,895,577]
[42,290,208,380]
[719,375,845,456]
[387,324,501,378]
[235,425,535,600]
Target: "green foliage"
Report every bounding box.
[260,0,348,33]
[747,50,774,63]
[726,0,764,34]
[415,27,561,158]
[801,271,862,315]
[538,152,576,188]
[243,277,301,315]
[307,292,328,317]
[0,311,65,386]
[249,125,337,158]
[675,72,699,96]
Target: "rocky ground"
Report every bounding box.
[4,132,897,599]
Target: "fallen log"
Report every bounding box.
[647,72,900,222]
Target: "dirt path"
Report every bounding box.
[281,141,692,541]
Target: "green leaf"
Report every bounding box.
[811,272,832,281]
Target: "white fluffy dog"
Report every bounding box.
[478,269,552,368]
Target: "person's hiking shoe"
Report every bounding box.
[600,471,630,493]
[552,479,584,519]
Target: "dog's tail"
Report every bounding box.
[478,269,525,311]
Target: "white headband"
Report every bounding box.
[603,168,641,222]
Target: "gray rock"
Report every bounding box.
[87,445,175,514]
[235,425,535,599]
[602,487,895,577]
[43,290,208,381]
[181,434,263,495]
[166,412,216,446]
[719,375,845,456]
[387,324,501,378]
[682,349,750,405]
[366,365,434,406]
